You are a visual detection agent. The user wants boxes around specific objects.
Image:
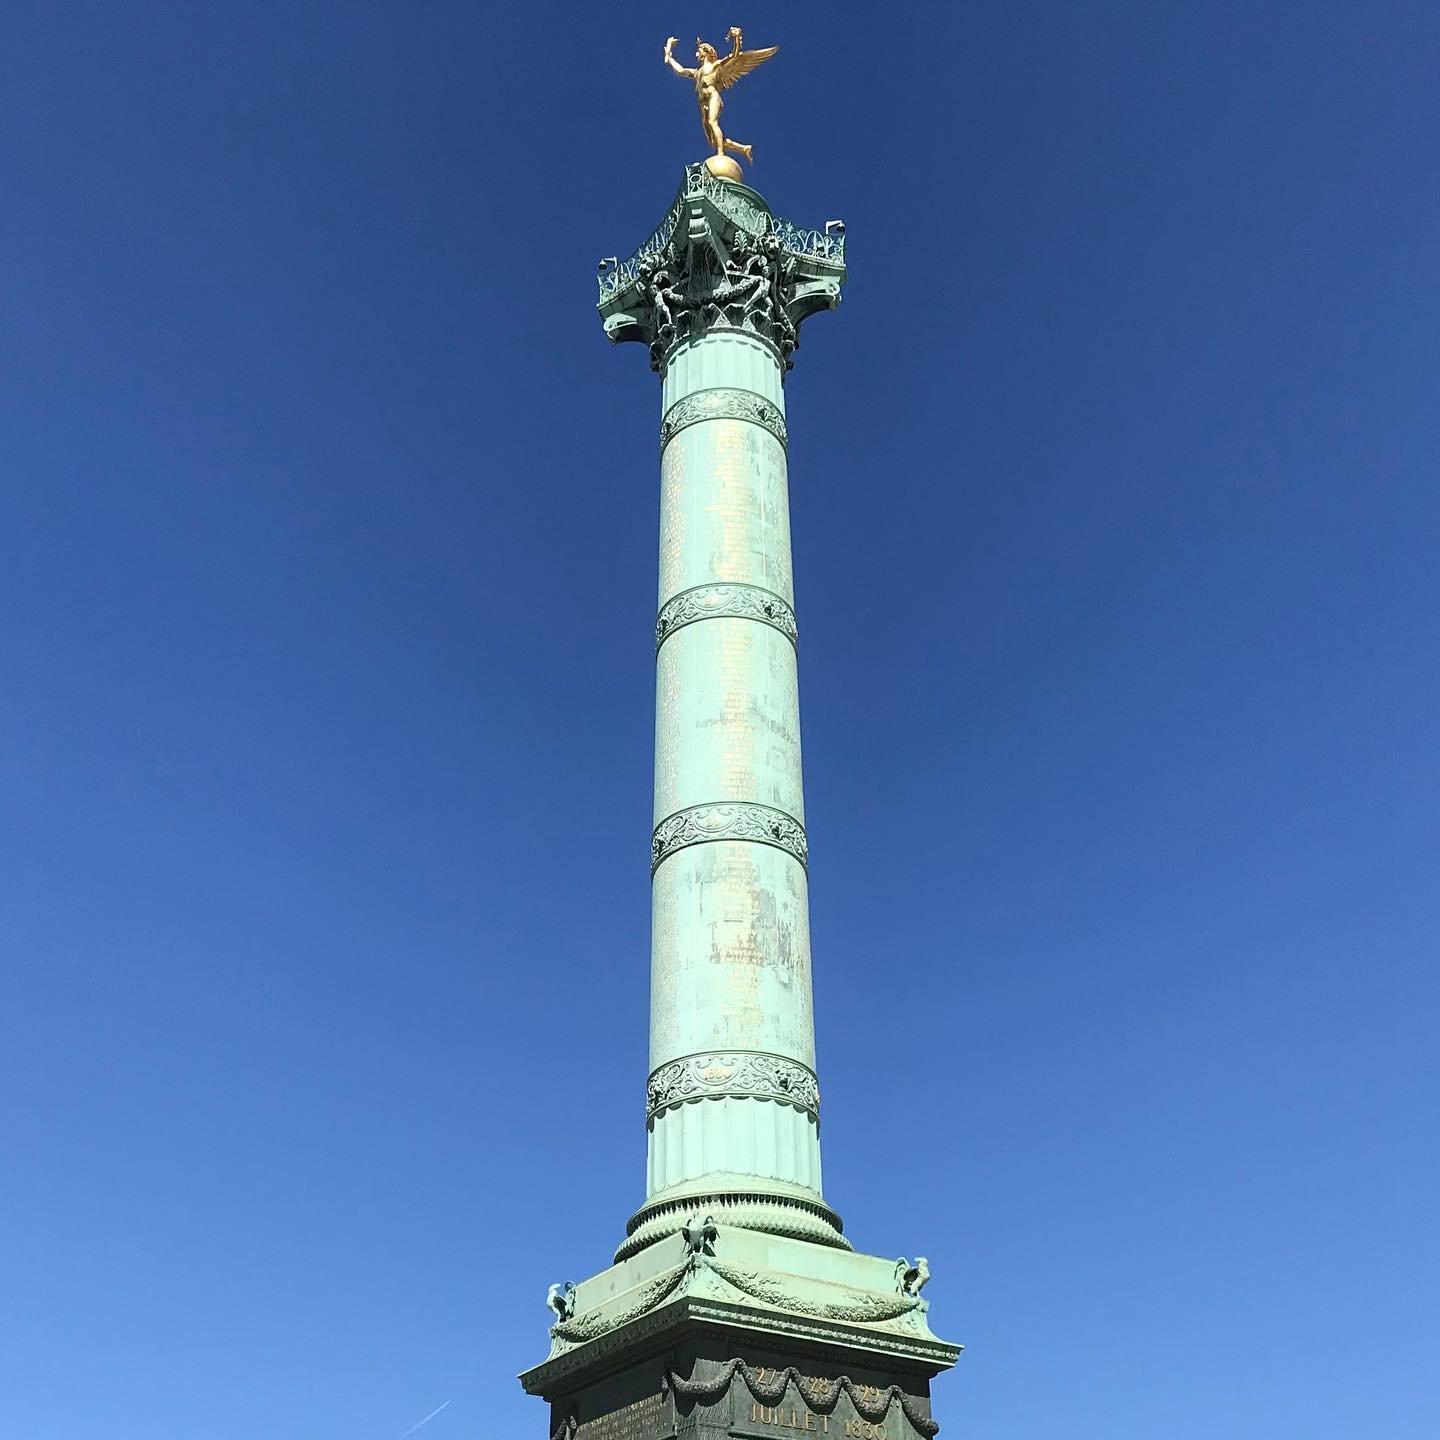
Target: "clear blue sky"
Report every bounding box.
[1,4,1435,1438]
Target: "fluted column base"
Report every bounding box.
[646,1075,822,1187]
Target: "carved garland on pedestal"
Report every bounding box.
[547,1256,937,1372]
[651,802,807,875]
[548,1262,689,1348]
[667,1360,940,1438]
[655,582,798,652]
[646,1050,820,1121]
[660,387,788,451]
[702,1259,925,1324]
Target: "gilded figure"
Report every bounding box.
[663,28,778,167]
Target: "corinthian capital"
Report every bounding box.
[597,164,846,373]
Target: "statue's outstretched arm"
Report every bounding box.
[726,26,744,60]
[663,36,695,77]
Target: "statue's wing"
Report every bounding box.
[713,45,779,90]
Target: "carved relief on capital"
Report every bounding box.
[598,166,846,374]
[647,1050,821,1120]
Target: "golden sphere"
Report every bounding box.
[703,155,744,183]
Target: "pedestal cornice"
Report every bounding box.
[521,1227,959,1397]
[520,1292,961,1398]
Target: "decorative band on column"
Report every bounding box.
[660,387,788,451]
[655,582,798,652]
[647,1050,821,1121]
[651,801,808,876]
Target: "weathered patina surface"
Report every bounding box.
[521,162,957,1434]
[607,169,845,1251]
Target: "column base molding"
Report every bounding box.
[616,1186,850,1264]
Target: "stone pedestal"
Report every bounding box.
[522,1228,954,1440]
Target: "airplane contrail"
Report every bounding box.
[394,1399,452,1440]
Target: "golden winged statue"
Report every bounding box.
[663,27,778,173]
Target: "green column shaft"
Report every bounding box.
[646,327,823,1205]
[595,167,849,1257]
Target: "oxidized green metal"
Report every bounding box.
[620,170,842,1256]
[521,166,957,1440]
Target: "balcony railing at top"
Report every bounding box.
[768,217,846,264]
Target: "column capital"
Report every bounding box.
[597,165,846,374]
